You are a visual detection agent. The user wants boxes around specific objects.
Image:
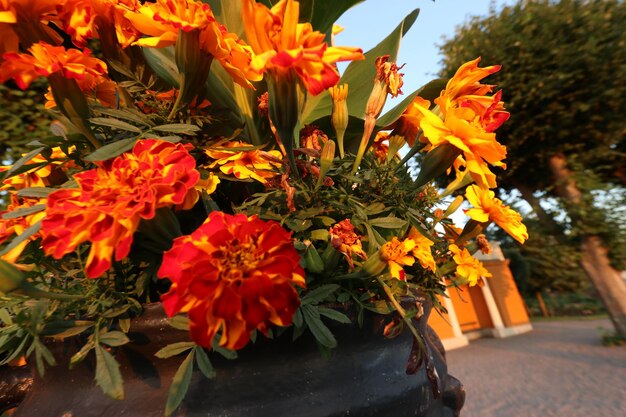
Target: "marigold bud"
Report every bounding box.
[329,84,349,157]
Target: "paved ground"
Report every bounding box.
[446,318,626,417]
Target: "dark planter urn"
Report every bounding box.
[7,294,464,417]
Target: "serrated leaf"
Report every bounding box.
[84,138,136,162]
[169,315,190,331]
[194,346,216,379]
[153,124,201,134]
[155,341,195,359]
[164,349,194,417]
[99,331,130,347]
[95,344,124,400]
[1,204,46,220]
[1,146,45,180]
[16,187,57,198]
[70,340,95,368]
[90,117,142,133]
[318,307,351,324]
[118,318,131,333]
[368,217,407,229]
[302,305,337,349]
[301,284,340,305]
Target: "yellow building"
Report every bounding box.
[428,242,533,350]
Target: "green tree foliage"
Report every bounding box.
[439,0,626,190]
[439,0,626,271]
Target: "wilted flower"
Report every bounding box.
[158,211,305,350]
[329,219,367,270]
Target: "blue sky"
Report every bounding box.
[336,0,516,96]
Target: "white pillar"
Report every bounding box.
[440,287,469,350]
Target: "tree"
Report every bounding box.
[438,0,626,335]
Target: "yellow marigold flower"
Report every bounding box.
[449,243,491,286]
[0,194,46,263]
[241,0,364,95]
[57,0,140,48]
[407,228,437,272]
[0,42,107,89]
[388,96,430,147]
[464,185,528,244]
[126,0,260,87]
[379,237,418,281]
[41,139,200,278]
[204,141,282,184]
[413,58,510,189]
[0,146,76,191]
[329,219,367,270]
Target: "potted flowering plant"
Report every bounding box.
[0,0,527,416]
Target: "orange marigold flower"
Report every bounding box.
[449,243,491,286]
[126,0,260,88]
[0,42,107,90]
[204,141,282,184]
[464,185,528,244]
[158,211,305,350]
[407,228,437,273]
[371,131,390,163]
[388,96,430,147]
[0,146,76,191]
[379,237,417,281]
[414,58,509,189]
[476,234,492,255]
[57,0,140,48]
[41,139,199,278]
[241,0,364,95]
[329,219,367,270]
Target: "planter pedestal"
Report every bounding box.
[8,297,465,417]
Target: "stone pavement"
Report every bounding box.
[445,318,626,417]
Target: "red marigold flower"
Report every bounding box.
[158,211,305,350]
[41,139,199,278]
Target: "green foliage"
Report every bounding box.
[439,0,626,190]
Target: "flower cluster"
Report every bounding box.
[0,0,527,410]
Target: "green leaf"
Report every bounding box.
[194,346,216,379]
[164,349,195,417]
[304,244,325,274]
[212,339,237,360]
[1,204,45,220]
[308,0,364,35]
[153,124,201,135]
[1,146,45,180]
[301,284,340,305]
[70,340,95,368]
[84,138,136,162]
[142,47,179,88]
[0,221,40,258]
[302,305,337,349]
[414,143,462,188]
[155,341,195,359]
[169,315,190,331]
[310,229,330,241]
[95,344,125,400]
[302,9,420,124]
[318,307,351,324]
[16,187,57,198]
[90,117,142,133]
[0,259,26,293]
[0,308,13,325]
[99,331,131,347]
[368,217,407,229]
[118,318,131,333]
[42,320,94,339]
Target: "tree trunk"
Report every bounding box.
[535,291,549,318]
[549,154,626,337]
[512,179,565,241]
